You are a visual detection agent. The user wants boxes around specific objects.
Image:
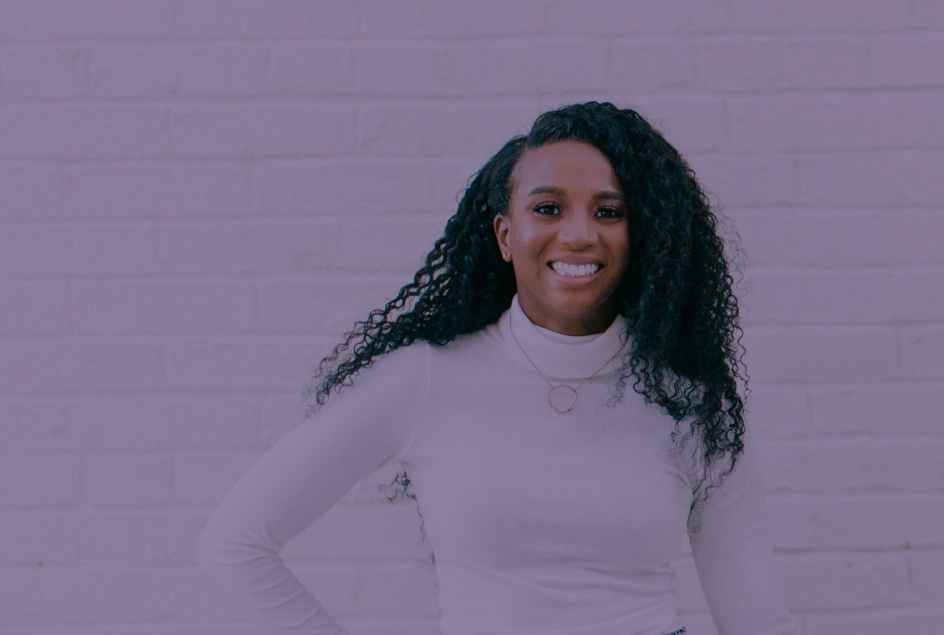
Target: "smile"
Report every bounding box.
[547,261,603,283]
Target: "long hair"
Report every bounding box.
[303,101,751,534]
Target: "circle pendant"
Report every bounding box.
[547,384,578,414]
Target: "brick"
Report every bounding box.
[801,611,944,635]
[355,45,443,95]
[732,210,889,266]
[782,37,871,88]
[743,327,896,382]
[334,217,451,273]
[909,551,944,605]
[0,106,167,159]
[0,402,71,452]
[872,36,944,86]
[0,570,171,626]
[521,43,609,92]
[72,281,253,334]
[0,342,161,394]
[0,226,158,276]
[85,454,172,507]
[886,210,944,264]
[429,157,501,215]
[87,45,180,98]
[626,97,726,153]
[178,45,268,97]
[686,153,798,206]
[355,563,444,615]
[257,279,407,335]
[69,165,249,217]
[542,0,726,35]
[169,570,261,624]
[3,45,193,100]
[797,152,944,207]
[780,554,910,609]
[361,0,546,37]
[437,46,528,95]
[0,282,69,334]
[0,0,175,41]
[70,395,260,452]
[0,166,66,219]
[0,453,81,508]
[255,161,436,215]
[769,497,944,549]
[355,45,528,97]
[163,339,314,391]
[724,0,911,33]
[902,95,944,149]
[2,47,93,100]
[741,386,812,439]
[901,327,944,377]
[764,440,944,492]
[0,511,75,565]
[728,96,904,152]
[912,0,944,27]
[268,44,356,95]
[694,40,782,91]
[357,106,529,157]
[609,42,695,93]
[176,0,358,39]
[160,221,340,275]
[175,453,259,505]
[747,271,944,323]
[811,385,944,436]
[80,512,207,565]
[171,106,353,158]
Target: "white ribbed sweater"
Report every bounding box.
[195,294,798,635]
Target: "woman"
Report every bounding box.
[195,101,798,635]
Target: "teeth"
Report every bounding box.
[551,261,600,277]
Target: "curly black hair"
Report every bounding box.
[302,100,751,537]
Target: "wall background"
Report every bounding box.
[2,1,943,634]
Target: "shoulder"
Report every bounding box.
[355,340,430,380]
[425,321,503,361]
[321,341,431,415]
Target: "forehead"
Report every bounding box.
[513,141,621,198]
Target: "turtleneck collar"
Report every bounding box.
[495,293,630,380]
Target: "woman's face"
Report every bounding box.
[493,140,630,336]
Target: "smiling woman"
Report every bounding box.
[195,101,799,635]
[493,139,631,335]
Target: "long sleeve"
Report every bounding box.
[687,428,798,635]
[194,342,430,634]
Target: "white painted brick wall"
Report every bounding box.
[1,1,942,634]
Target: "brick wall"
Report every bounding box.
[1,1,942,634]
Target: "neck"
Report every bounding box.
[493,294,630,380]
[516,296,619,336]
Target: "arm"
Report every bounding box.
[687,428,798,635]
[193,342,430,634]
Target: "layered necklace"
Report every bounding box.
[507,313,627,414]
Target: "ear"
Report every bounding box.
[493,213,510,259]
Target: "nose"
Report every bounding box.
[558,209,596,248]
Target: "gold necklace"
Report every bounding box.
[508,315,626,414]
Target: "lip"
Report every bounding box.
[547,257,604,266]
[547,261,603,285]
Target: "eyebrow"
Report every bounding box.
[526,186,626,203]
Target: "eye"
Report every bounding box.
[533,202,561,215]
[597,206,626,219]
[532,202,626,218]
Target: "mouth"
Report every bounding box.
[547,261,604,284]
